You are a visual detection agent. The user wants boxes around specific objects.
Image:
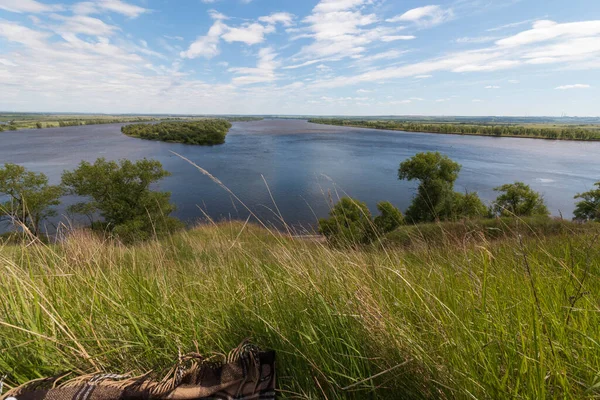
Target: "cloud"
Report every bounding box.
[496,20,600,47]
[508,79,519,83]
[291,0,407,63]
[555,84,590,90]
[387,5,453,27]
[229,47,279,85]
[222,23,276,45]
[73,0,149,18]
[484,85,500,89]
[181,10,292,59]
[180,20,226,59]
[259,12,294,27]
[487,18,544,32]
[381,35,415,42]
[455,36,498,44]
[50,14,119,37]
[414,75,432,79]
[309,19,600,89]
[0,0,63,13]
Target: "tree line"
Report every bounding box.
[318,152,600,245]
[121,120,232,145]
[1,152,599,245]
[309,119,600,141]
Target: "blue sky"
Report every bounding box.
[0,0,599,116]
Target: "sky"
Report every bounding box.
[0,0,599,116]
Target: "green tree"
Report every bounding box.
[573,183,600,222]
[492,182,549,217]
[319,197,374,246]
[0,164,63,237]
[374,201,404,234]
[453,191,488,219]
[62,158,181,242]
[398,152,462,222]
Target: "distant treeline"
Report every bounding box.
[57,118,157,127]
[224,117,263,122]
[309,119,600,141]
[121,119,232,145]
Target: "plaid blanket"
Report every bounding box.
[1,342,275,400]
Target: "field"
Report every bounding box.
[1,220,600,399]
[0,113,160,130]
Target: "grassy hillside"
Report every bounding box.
[1,221,600,398]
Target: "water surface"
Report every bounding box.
[1,119,599,232]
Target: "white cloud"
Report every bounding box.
[181,10,292,59]
[313,0,366,13]
[259,12,294,27]
[180,20,226,59]
[387,5,453,27]
[555,84,590,90]
[0,0,62,13]
[229,47,279,85]
[360,49,407,62]
[0,58,17,66]
[456,36,498,44]
[381,35,415,42]
[310,19,600,90]
[414,74,432,79]
[356,89,372,93]
[496,20,600,47]
[508,79,519,83]
[222,23,275,45]
[484,85,500,89]
[50,14,119,37]
[487,18,545,32]
[292,0,404,62]
[73,0,149,18]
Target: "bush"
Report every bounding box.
[318,197,374,246]
[374,201,404,234]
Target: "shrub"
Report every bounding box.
[318,197,374,246]
[374,201,404,234]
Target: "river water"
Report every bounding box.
[1,119,599,232]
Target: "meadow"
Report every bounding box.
[1,219,600,399]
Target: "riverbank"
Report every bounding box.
[1,220,599,398]
[309,118,600,141]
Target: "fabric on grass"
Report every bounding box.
[1,342,275,400]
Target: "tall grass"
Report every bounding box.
[1,222,600,398]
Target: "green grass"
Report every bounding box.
[1,221,600,398]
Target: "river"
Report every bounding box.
[1,119,599,232]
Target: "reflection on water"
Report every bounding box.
[1,119,599,232]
